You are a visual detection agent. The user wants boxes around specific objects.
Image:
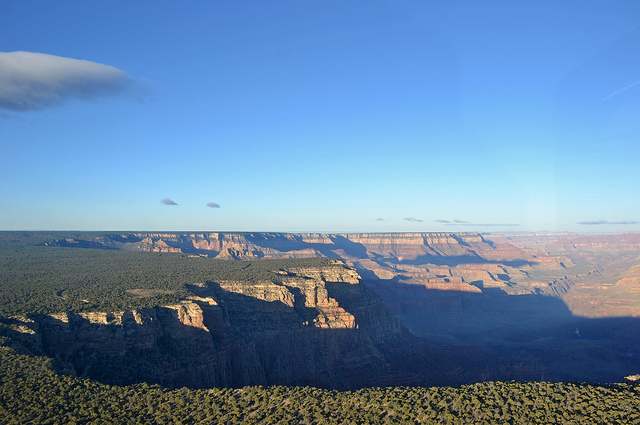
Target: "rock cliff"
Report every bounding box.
[4,261,502,389]
[39,231,640,384]
[49,232,496,260]
[48,231,573,296]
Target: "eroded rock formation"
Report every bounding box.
[40,231,640,384]
[5,262,511,389]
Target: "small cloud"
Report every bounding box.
[436,218,471,224]
[468,223,519,227]
[445,222,520,227]
[161,198,178,206]
[0,51,138,111]
[578,220,639,225]
[206,202,221,208]
[404,217,423,222]
[375,218,384,221]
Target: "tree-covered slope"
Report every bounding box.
[0,343,638,424]
[0,231,336,315]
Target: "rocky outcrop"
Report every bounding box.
[4,262,502,389]
[562,263,640,318]
[48,231,570,294]
[482,232,580,248]
[40,301,216,356]
[38,231,640,385]
[49,232,497,261]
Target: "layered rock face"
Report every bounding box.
[7,261,496,389]
[43,231,640,384]
[49,232,573,296]
[51,231,495,260]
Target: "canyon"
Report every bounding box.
[7,231,640,387]
[3,260,514,389]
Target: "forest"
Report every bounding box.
[1,342,638,424]
[0,231,335,315]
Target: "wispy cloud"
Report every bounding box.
[0,51,136,111]
[601,79,640,101]
[450,223,520,227]
[578,220,639,225]
[161,198,178,206]
[438,219,519,227]
[206,202,221,208]
[435,218,473,224]
[404,217,423,222]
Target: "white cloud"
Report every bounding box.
[578,220,639,225]
[0,51,134,111]
[445,223,519,227]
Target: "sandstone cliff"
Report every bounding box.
[39,231,640,384]
[48,231,574,296]
[4,262,499,389]
[50,232,499,261]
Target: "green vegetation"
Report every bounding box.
[0,343,638,424]
[0,232,336,315]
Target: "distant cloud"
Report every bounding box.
[0,51,135,111]
[445,222,520,227]
[578,220,639,225]
[404,217,423,222]
[458,223,519,227]
[436,218,472,224]
[206,202,221,208]
[161,198,178,206]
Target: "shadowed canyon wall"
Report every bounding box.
[37,231,640,384]
[5,261,531,389]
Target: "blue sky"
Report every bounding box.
[1,1,639,233]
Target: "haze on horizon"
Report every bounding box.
[1,1,639,233]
